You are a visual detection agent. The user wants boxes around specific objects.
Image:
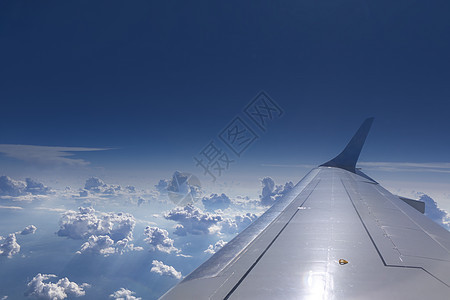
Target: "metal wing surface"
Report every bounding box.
[161,118,450,299]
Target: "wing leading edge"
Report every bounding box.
[160,118,450,300]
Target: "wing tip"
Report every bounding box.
[320,117,374,173]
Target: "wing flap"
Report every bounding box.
[341,170,450,287]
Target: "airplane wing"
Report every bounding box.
[161,118,450,299]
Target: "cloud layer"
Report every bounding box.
[359,161,450,173]
[0,144,110,167]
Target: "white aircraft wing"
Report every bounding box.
[161,118,450,299]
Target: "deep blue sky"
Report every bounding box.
[1,3,450,298]
[1,0,450,182]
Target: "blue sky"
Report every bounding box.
[1,1,450,299]
[1,1,450,164]
[1,0,450,197]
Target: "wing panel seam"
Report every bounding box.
[340,177,450,288]
[223,179,321,299]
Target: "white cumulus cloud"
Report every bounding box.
[77,235,116,256]
[25,273,90,300]
[57,207,138,255]
[76,177,138,201]
[260,177,293,206]
[0,234,20,258]
[164,205,260,236]
[20,225,37,235]
[25,178,52,195]
[150,260,182,279]
[420,193,450,230]
[82,177,136,197]
[143,226,180,254]
[0,176,51,199]
[164,204,222,236]
[166,171,202,206]
[220,213,259,234]
[202,193,231,211]
[204,240,227,254]
[0,225,37,257]
[57,207,135,240]
[109,288,141,300]
[155,179,169,193]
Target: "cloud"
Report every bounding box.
[0,144,110,167]
[109,288,141,300]
[76,235,140,256]
[125,185,136,193]
[25,178,52,195]
[358,162,450,173]
[0,176,52,199]
[79,190,89,197]
[84,177,107,192]
[155,179,169,193]
[80,177,137,199]
[143,226,180,254]
[0,234,20,258]
[25,273,90,299]
[261,163,315,169]
[202,193,231,211]
[164,204,222,236]
[34,207,66,213]
[57,207,138,255]
[0,205,23,210]
[419,194,450,230]
[204,240,227,254]
[220,213,259,234]
[262,161,450,174]
[21,225,37,235]
[0,225,37,257]
[150,260,182,279]
[230,195,263,210]
[57,207,135,240]
[0,176,25,197]
[260,177,293,206]
[77,235,115,256]
[164,204,260,236]
[83,177,122,195]
[166,171,202,206]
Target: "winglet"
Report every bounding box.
[320,118,374,173]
